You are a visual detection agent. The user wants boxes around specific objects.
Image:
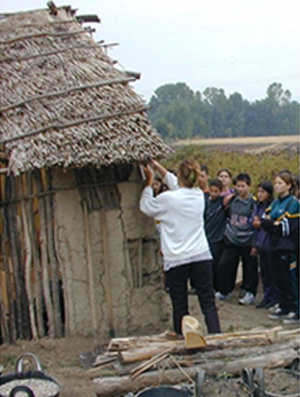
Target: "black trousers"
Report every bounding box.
[217,241,258,296]
[209,241,225,291]
[271,250,295,313]
[167,260,221,335]
[258,248,277,305]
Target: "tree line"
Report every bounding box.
[147,82,299,140]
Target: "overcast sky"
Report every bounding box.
[2,0,300,102]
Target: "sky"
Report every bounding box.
[1,0,300,103]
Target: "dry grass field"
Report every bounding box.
[172,135,299,150]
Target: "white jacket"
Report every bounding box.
[140,172,210,262]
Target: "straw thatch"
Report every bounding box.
[0,5,172,175]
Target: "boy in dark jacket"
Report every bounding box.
[204,179,230,291]
[215,173,258,305]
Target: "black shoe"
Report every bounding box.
[265,301,277,309]
[256,300,267,309]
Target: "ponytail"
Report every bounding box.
[178,159,200,188]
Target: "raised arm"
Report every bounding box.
[150,160,168,178]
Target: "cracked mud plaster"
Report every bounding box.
[52,167,170,337]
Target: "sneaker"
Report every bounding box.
[283,312,299,324]
[269,303,280,312]
[239,292,255,305]
[268,307,288,319]
[239,288,246,298]
[215,291,230,300]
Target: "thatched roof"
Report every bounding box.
[0,6,172,175]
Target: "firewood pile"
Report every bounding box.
[90,325,299,397]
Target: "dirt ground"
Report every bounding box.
[0,285,298,397]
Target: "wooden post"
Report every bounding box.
[34,170,55,338]
[20,178,38,339]
[1,203,16,343]
[83,201,97,335]
[27,173,45,338]
[45,169,62,337]
[100,210,115,338]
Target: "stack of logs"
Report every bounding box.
[90,326,299,396]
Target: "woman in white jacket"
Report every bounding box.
[140,159,221,335]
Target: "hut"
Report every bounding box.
[0,4,172,343]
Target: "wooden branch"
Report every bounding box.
[46,169,62,337]
[0,106,148,144]
[130,351,170,379]
[35,170,55,338]
[120,347,174,364]
[0,29,88,45]
[2,205,16,342]
[76,15,101,23]
[27,173,45,338]
[0,77,137,113]
[20,184,38,339]
[0,44,98,63]
[0,19,80,32]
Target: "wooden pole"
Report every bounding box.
[27,173,45,338]
[5,176,25,339]
[45,169,63,337]
[20,178,38,339]
[34,170,55,338]
[1,203,16,343]
[83,201,97,334]
[100,210,115,338]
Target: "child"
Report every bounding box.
[251,181,277,309]
[215,173,258,305]
[204,179,230,291]
[217,168,234,196]
[199,164,210,199]
[152,175,167,197]
[254,171,299,322]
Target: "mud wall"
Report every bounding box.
[52,166,170,339]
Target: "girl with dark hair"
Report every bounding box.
[217,168,234,196]
[253,172,299,323]
[140,159,221,335]
[252,181,277,309]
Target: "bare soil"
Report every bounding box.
[0,287,298,397]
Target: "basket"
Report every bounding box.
[0,353,61,397]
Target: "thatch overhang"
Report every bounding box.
[0,6,172,175]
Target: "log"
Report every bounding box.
[93,348,298,397]
[107,339,300,377]
[108,326,295,352]
[182,315,206,349]
[120,347,174,364]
